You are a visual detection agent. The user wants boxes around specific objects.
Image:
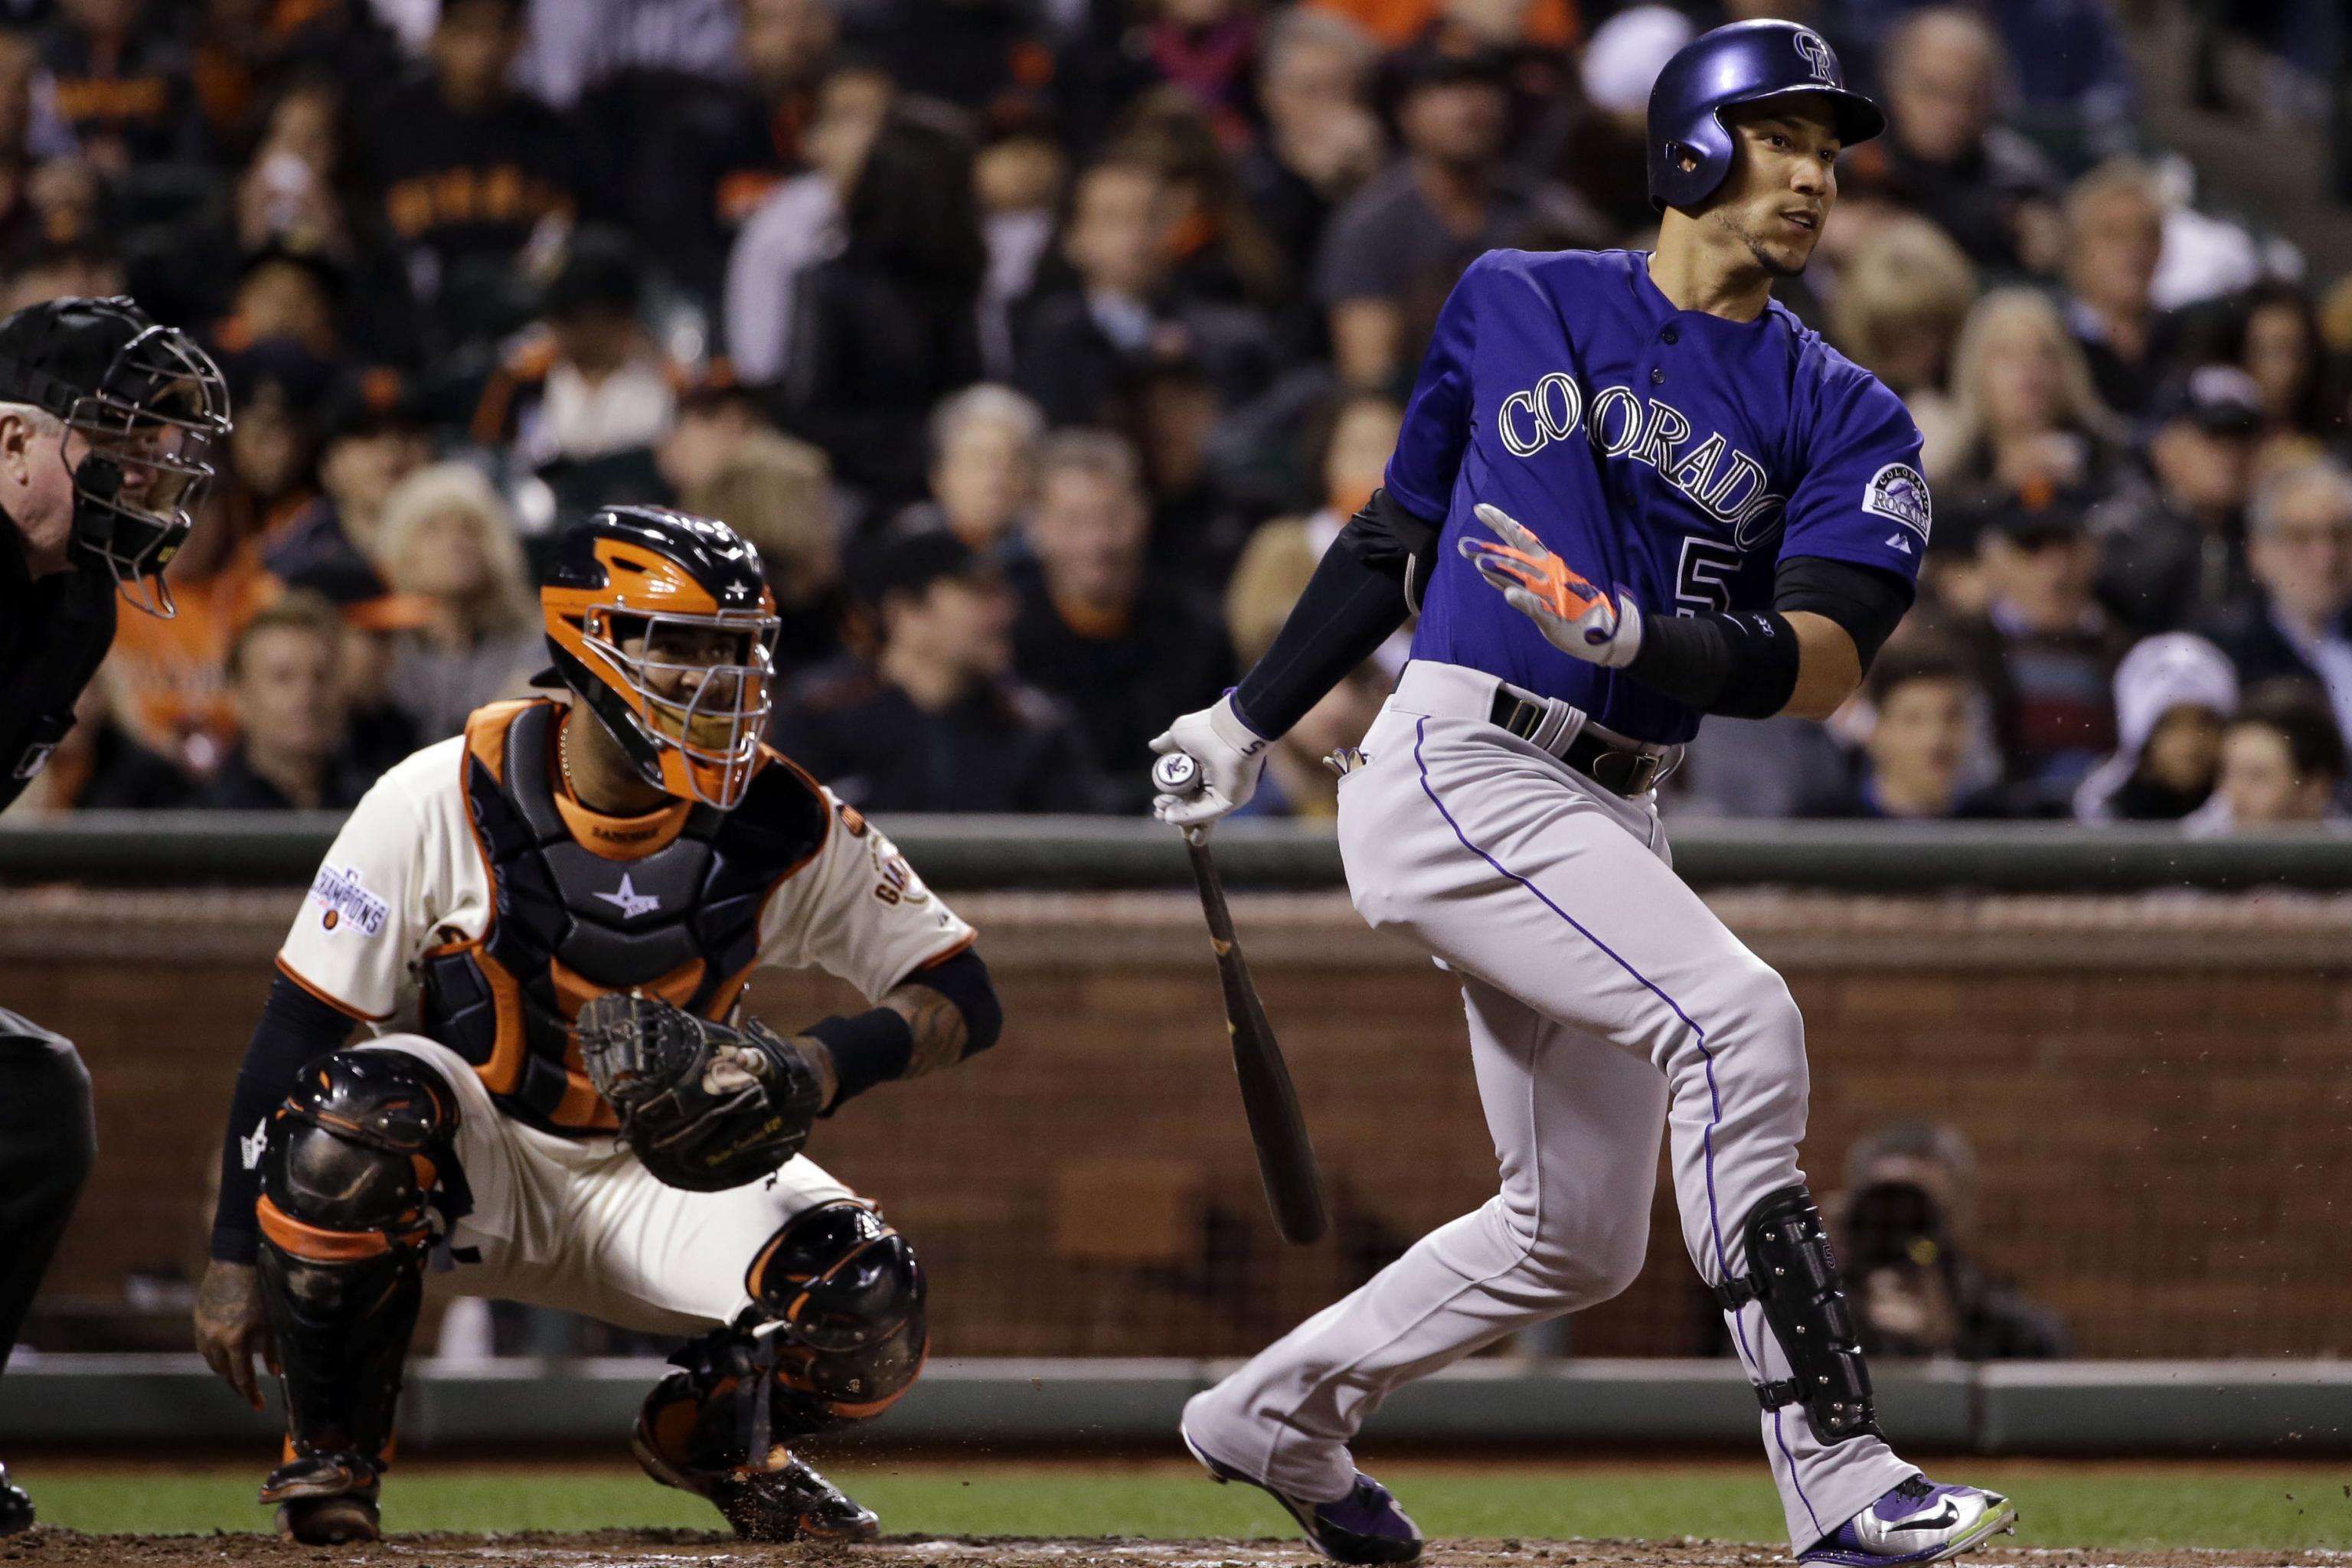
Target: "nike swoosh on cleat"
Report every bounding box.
[1904,1503,1961,1532]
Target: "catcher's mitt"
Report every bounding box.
[574,992,825,1191]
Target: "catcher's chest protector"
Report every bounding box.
[419,699,829,1133]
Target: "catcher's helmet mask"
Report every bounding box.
[0,296,230,617]
[541,505,782,812]
[1646,21,1885,214]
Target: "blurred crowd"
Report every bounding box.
[5,0,2351,828]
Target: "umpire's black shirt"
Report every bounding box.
[0,523,119,812]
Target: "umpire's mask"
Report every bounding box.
[0,296,232,618]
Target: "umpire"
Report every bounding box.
[0,296,229,1533]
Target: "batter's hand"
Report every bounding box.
[193,1258,276,1413]
[1459,503,1644,668]
[1149,693,1270,828]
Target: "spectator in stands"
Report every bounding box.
[779,100,986,515]
[1011,430,1230,811]
[1315,44,1596,390]
[2091,367,2264,636]
[1828,215,1978,462]
[1236,8,1382,287]
[2072,632,2236,823]
[263,376,431,602]
[42,0,207,173]
[722,60,892,386]
[1828,642,2006,820]
[677,428,843,678]
[515,0,743,110]
[1933,286,2125,510]
[190,590,374,810]
[1112,90,1289,321]
[975,125,1065,378]
[1059,0,1259,159]
[234,77,353,264]
[1234,662,1388,818]
[1975,499,2125,805]
[1861,9,2062,275]
[2061,159,2177,420]
[1014,153,1184,429]
[2228,281,2341,462]
[361,0,576,347]
[210,341,332,554]
[1225,390,1406,671]
[586,0,835,313]
[655,378,788,504]
[896,384,1045,553]
[372,463,542,742]
[2197,459,2352,746]
[1553,5,1691,240]
[1836,1121,2069,1361]
[473,227,678,485]
[776,531,1099,813]
[2191,679,2348,831]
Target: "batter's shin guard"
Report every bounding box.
[1713,1184,1880,1446]
[253,1051,456,1493]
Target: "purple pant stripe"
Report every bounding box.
[1410,717,1825,1540]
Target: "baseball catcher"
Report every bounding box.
[194,506,1001,1546]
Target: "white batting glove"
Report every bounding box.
[1148,693,1269,828]
[1459,502,1644,668]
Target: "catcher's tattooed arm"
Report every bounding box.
[801,947,1001,1110]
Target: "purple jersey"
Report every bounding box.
[1389,247,1929,744]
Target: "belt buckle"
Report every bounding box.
[1591,747,1659,796]
[1501,695,1544,741]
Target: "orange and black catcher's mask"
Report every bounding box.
[540,505,782,810]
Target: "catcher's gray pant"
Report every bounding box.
[1182,661,1913,1551]
[362,1036,855,1335]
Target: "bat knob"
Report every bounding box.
[1152,751,1204,797]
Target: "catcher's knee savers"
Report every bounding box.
[1713,1185,1879,1446]
[636,1200,926,1485]
[254,1050,465,1484]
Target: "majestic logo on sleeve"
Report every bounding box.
[593,872,662,920]
[1793,28,1837,83]
[1861,462,1932,543]
[1497,375,1785,544]
[309,864,389,936]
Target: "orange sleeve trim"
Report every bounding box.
[275,954,394,1023]
[256,1195,391,1262]
[916,931,977,969]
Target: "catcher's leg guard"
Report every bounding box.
[632,1201,924,1541]
[1713,1185,1879,1446]
[253,1049,460,1525]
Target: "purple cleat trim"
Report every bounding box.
[1181,1423,1423,1565]
[1799,1475,2017,1566]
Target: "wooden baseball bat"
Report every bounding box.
[1153,752,1329,1246]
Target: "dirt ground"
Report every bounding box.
[3,1534,2341,1568]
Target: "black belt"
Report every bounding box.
[1488,689,1668,797]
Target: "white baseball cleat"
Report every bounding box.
[1798,1475,2017,1566]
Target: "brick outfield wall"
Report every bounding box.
[3,887,2348,1361]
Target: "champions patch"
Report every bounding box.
[1862,462,1932,541]
[309,863,390,936]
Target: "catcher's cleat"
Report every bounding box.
[1182,1420,1422,1565]
[0,1463,34,1537]
[260,1450,383,1546]
[1799,1475,2017,1566]
[634,1410,877,1545]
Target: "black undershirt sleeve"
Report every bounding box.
[1231,488,1439,739]
[1620,556,1916,719]
[210,974,358,1263]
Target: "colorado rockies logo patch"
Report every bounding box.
[1861,462,1932,542]
[1793,29,1836,84]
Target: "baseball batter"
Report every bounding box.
[1152,21,2014,1568]
[193,507,1000,1546]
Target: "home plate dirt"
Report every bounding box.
[2,1534,2341,1568]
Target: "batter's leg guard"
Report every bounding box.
[1713,1185,1880,1446]
[253,1050,461,1542]
[631,1200,925,1542]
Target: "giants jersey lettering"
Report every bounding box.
[1390,248,1928,744]
[278,702,972,1129]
